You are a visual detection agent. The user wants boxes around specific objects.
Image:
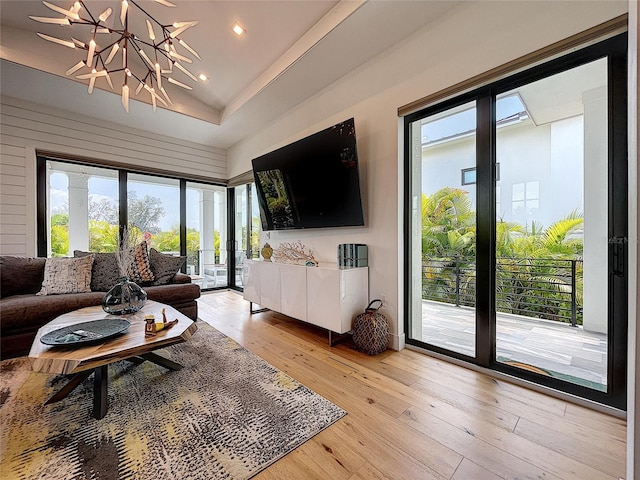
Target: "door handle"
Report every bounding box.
[609,236,627,277]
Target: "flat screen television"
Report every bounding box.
[252,118,365,231]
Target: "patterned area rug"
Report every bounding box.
[0,323,346,479]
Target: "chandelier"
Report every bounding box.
[30,0,200,113]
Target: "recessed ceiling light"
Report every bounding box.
[198,73,208,81]
[231,22,245,38]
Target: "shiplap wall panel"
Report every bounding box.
[1,175,26,187]
[0,115,226,175]
[0,164,26,178]
[0,95,228,256]
[1,107,226,176]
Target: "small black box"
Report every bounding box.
[338,243,368,268]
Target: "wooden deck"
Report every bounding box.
[420,300,608,388]
[197,290,625,480]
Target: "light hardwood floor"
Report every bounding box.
[197,290,627,480]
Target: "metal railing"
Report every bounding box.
[422,255,582,326]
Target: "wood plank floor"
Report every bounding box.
[197,291,627,480]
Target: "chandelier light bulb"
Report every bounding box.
[120,1,128,26]
[155,0,177,7]
[36,32,75,48]
[65,60,85,76]
[86,39,96,65]
[98,8,112,22]
[105,72,114,90]
[146,19,155,40]
[88,69,97,94]
[42,1,79,20]
[29,16,71,25]
[105,44,119,65]
[122,84,130,113]
[155,63,162,89]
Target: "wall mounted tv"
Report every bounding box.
[252,118,365,231]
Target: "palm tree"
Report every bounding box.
[496,211,583,324]
[421,188,476,305]
[421,187,584,324]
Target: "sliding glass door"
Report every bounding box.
[404,33,627,409]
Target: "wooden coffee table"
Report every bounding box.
[28,300,198,419]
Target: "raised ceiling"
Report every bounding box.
[0,0,463,148]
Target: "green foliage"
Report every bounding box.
[51,213,68,227]
[88,220,119,252]
[50,225,69,257]
[421,187,584,325]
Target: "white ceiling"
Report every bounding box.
[0,0,463,149]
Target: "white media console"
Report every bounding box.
[242,259,369,344]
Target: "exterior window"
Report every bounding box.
[511,180,539,218]
[461,167,476,185]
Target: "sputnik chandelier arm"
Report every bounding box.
[30,0,200,113]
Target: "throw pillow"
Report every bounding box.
[127,242,155,284]
[148,248,186,285]
[74,250,120,292]
[37,255,94,296]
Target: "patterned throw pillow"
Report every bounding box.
[37,255,94,295]
[126,242,155,284]
[74,250,120,291]
[148,248,186,285]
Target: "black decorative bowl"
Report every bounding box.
[40,319,131,346]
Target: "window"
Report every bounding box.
[37,158,236,292]
[461,167,476,185]
[45,161,119,257]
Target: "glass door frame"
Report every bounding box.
[226,182,260,292]
[403,33,627,410]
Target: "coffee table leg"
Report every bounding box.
[45,369,94,405]
[93,365,108,419]
[138,352,183,371]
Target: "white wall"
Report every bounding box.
[0,96,227,256]
[227,0,628,350]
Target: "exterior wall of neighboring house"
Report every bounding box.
[421,116,584,230]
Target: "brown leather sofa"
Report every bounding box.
[0,255,201,359]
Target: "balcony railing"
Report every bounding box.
[422,255,582,326]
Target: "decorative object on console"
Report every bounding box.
[352,299,389,355]
[261,242,273,262]
[29,0,201,113]
[338,243,368,268]
[272,240,317,266]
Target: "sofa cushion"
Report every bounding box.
[127,242,154,284]
[0,256,46,298]
[148,249,186,286]
[74,250,120,292]
[37,256,94,296]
